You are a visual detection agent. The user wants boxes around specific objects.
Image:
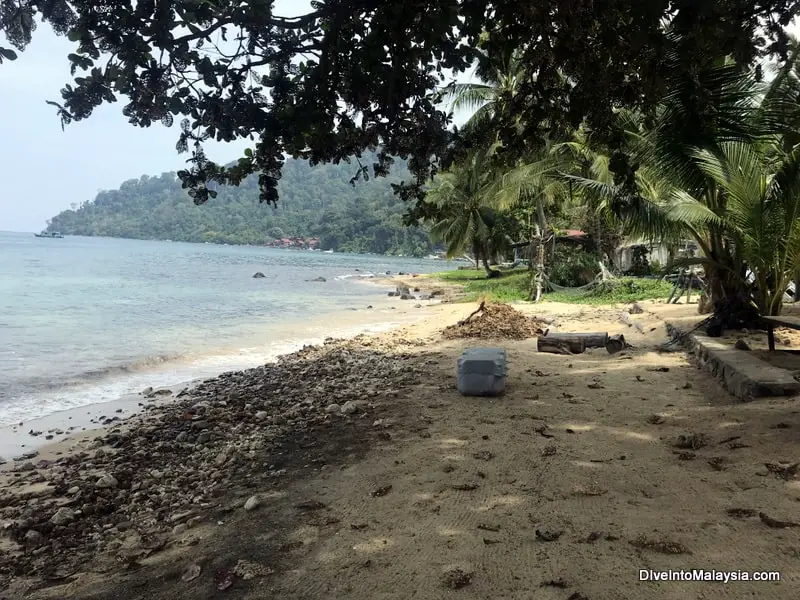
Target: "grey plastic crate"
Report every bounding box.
[456,347,507,396]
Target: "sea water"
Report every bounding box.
[1,232,453,426]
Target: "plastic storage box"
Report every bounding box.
[456,347,507,396]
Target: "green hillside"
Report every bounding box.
[46,155,435,256]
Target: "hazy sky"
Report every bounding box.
[1,8,796,232]
[0,0,316,232]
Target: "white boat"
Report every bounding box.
[323,249,334,254]
[34,231,64,238]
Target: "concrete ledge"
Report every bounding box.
[666,323,800,401]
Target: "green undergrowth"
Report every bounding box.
[433,269,673,305]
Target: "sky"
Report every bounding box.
[0,0,309,232]
[0,8,796,232]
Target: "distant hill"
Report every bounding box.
[46,154,435,256]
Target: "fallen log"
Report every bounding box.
[605,334,626,355]
[537,336,586,354]
[543,332,609,348]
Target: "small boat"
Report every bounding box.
[322,249,334,254]
[34,231,64,238]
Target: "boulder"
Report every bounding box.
[252,272,266,279]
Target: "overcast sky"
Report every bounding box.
[1,8,796,232]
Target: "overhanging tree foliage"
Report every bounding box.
[2,0,799,210]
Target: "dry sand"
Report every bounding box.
[3,296,800,600]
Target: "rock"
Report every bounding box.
[308,277,326,282]
[325,404,341,414]
[50,507,75,526]
[153,389,172,396]
[252,272,266,278]
[191,420,209,431]
[255,411,270,421]
[388,292,396,297]
[366,305,373,309]
[734,338,751,351]
[244,495,261,511]
[414,304,422,308]
[341,401,367,415]
[24,530,44,547]
[176,432,189,443]
[400,294,414,300]
[115,521,132,532]
[629,302,644,314]
[413,287,420,292]
[141,386,154,396]
[172,524,188,536]
[95,474,118,489]
[196,432,212,444]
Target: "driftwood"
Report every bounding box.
[543,332,609,348]
[605,334,626,354]
[458,301,486,326]
[537,336,586,354]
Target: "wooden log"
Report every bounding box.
[605,334,626,355]
[543,331,609,348]
[537,336,586,354]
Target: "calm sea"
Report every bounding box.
[1,232,453,426]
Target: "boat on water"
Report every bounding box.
[322,249,334,254]
[34,231,64,238]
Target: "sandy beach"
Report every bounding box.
[2,288,799,599]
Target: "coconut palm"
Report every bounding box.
[426,145,508,276]
[489,141,573,300]
[566,47,800,317]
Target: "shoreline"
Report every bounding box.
[3,299,799,599]
[0,278,442,461]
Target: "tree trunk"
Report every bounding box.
[795,270,800,302]
[543,332,609,348]
[537,336,585,354]
[472,241,480,270]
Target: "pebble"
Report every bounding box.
[244,495,261,511]
[95,474,118,489]
[255,411,270,421]
[50,507,75,526]
[325,404,341,414]
[341,401,360,415]
[196,432,212,444]
[24,530,44,546]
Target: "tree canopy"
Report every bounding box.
[3,0,799,209]
[45,152,436,256]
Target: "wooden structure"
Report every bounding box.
[761,315,800,351]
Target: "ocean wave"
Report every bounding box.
[7,352,197,394]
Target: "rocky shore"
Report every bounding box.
[0,328,433,596]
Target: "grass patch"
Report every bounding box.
[433,269,530,302]
[543,277,674,305]
[433,270,674,305]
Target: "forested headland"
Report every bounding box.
[46,154,435,256]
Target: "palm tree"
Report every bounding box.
[490,141,572,300]
[566,50,800,317]
[426,145,507,277]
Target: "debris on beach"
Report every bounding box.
[0,331,428,589]
[442,301,547,340]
